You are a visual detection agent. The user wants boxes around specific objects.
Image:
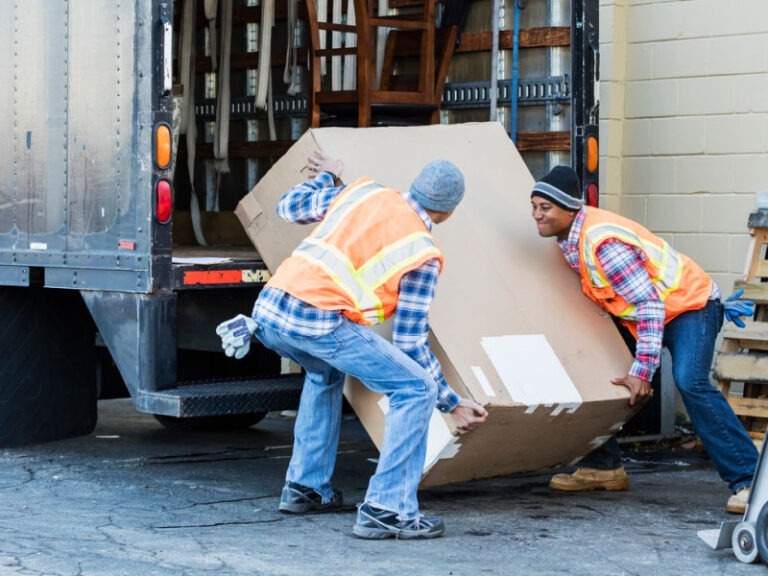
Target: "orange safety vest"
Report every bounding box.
[267,177,445,326]
[577,207,712,337]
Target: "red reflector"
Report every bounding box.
[587,183,599,207]
[156,179,172,223]
[183,270,243,285]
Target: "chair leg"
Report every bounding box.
[358,108,371,127]
[310,103,321,128]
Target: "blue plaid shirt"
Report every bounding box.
[559,207,719,381]
[253,171,461,413]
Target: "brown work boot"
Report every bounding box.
[549,467,629,492]
[726,487,750,515]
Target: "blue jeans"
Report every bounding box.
[253,319,437,520]
[582,300,758,492]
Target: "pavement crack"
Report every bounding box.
[154,518,285,529]
[147,448,273,461]
[187,495,273,507]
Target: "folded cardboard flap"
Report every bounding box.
[237,122,635,487]
[234,193,263,225]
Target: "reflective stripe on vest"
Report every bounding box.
[582,222,684,321]
[290,181,440,325]
[312,179,385,241]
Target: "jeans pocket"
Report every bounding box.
[323,330,343,361]
[283,328,343,362]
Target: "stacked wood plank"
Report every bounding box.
[714,210,768,449]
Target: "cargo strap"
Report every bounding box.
[331,0,342,89]
[343,0,357,89]
[213,0,233,189]
[375,0,387,86]
[255,0,275,110]
[318,0,328,76]
[283,0,301,95]
[179,0,207,245]
[204,0,218,71]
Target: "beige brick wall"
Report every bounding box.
[599,0,768,292]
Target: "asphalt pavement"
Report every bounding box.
[0,399,764,576]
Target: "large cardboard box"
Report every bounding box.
[236,122,636,488]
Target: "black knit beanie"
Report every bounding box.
[530,166,584,211]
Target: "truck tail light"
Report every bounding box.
[586,135,599,173]
[587,182,599,207]
[155,123,171,169]
[156,179,172,223]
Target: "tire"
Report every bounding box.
[154,412,268,431]
[0,286,97,447]
[755,501,768,565]
[732,521,760,564]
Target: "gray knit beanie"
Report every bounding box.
[409,160,465,213]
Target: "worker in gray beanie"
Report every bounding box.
[530,165,757,515]
[409,159,465,214]
[216,149,487,540]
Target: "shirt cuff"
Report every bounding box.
[629,360,654,383]
[437,387,461,413]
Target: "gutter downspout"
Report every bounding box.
[509,1,524,143]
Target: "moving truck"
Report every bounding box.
[0,0,598,445]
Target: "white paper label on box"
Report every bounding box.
[471,366,496,397]
[377,397,459,474]
[481,334,583,406]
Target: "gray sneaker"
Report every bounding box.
[278,481,343,514]
[352,502,445,539]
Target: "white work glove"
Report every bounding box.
[216,314,258,359]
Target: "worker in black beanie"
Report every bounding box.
[531,165,585,211]
[530,165,758,515]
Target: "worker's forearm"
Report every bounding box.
[276,172,342,223]
[629,299,665,381]
[393,331,460,413]
[393,262,459,411]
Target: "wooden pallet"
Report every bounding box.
[713,211,768,449]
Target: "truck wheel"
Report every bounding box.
[0,286,97,447]
[153,412,268,431]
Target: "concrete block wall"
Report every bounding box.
[599,0,768,292]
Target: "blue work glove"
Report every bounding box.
[216,314,258,359]
[723,289,755,328]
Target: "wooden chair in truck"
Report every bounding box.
[304,0,459,127]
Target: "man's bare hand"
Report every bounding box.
[611,374,653,407]
[306,150,343,180]
[450,398,488,435]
